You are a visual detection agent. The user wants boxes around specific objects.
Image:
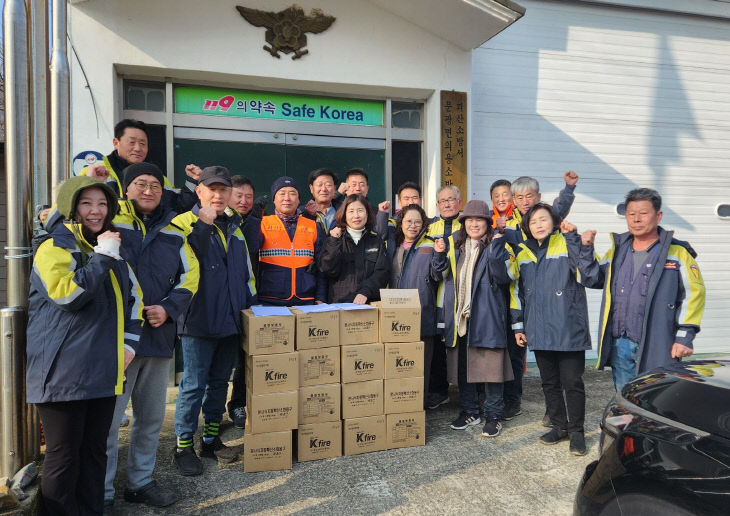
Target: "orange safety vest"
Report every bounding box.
[259,215,317,301]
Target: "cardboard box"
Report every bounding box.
[384,377,424,414]
[245,352,299,393]
[296,421,342,462]
[338,305,379,345]
[242,308,295,355]
[386,411,426,449]
[245,390,298,434]
[343,415,386,456]
[298,384,341,424]
[291,307,340,350]
[341,343,384,383]
[298,347,340,386]
[384,341,424,379]
[243,431,292,472]
[377,289,421,343]
[341,379,383,419]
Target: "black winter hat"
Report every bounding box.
[122,162,165,194]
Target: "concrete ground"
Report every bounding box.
[106,366,616,515]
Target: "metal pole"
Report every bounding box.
[50,0,70,198]
[0,308,26,479]
[30,0,50,217]
[4,0,33,308]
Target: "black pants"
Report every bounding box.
[422,336,435,404]
[227,347,247,413]
[503,334,526,403]
[428,336,449,396]
[534,350,585,433]
[36,396,116,516]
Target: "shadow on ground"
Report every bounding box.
[107,367,615,515]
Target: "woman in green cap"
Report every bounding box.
[26,176,144,515]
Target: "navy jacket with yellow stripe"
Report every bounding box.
[578,227,705,374]
[114,200,199,357]
[26,216,144,403]
[174,205,257,338]
[509,230,592,352]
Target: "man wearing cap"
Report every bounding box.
[104,163,199,507]
[257,176,327,305]
[171,166,257,476]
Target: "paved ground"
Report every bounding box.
[106,365,616,515]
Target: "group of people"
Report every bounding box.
[25,119,705,515]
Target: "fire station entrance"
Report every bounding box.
[172,129,386,204]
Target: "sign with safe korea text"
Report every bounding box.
[175,86,383,126]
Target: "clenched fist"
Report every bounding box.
[581,230,597,246]
[378,201,391,213]
[329,227,343,238]
[86,163,110,182]
[185,164,202,181]
[434,238,446,253]
[198,206,216,225]
[564,170,579,186]
[560,220,577,233]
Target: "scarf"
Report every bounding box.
[456,238,481,337]
[275,210,299,229]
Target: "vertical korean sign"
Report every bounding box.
[440,91,467,199]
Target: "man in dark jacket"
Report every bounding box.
[172,166,257,476]
[104,163,199,508]
[81,119,198,213]
[579,188,705,390]
[226,174,260,429]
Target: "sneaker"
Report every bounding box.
[200,436,238,463]
[173,446,203,476]
[123,480,178,507]
[541,412,552,427]
[426,392,449,410]
[569,432,587,456]
[501,401,522,421]
[230,407,246,429]
[120,413,130,428]
[482,418,502,437]
[539,427,569,445]
[450,412,481,430]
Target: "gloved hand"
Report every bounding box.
[94,231,122,260]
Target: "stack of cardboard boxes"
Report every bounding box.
[241,307,297,473]
[291,305,342,462]
[239,290,425,472]
[376,290,426,450]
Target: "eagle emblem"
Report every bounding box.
[236,4,336,60]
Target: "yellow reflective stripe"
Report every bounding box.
[177,241,200,296]
[546,233,568,258]
[243,234,257,297]
[127,264,145,323]
[597,234,616,369]
[33,240,85,305]
[447,235,458,347]
[668,246,705,328]
[109,271,125,396]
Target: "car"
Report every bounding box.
[574,359,730,516]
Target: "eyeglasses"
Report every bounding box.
[513,193,536,202]
[131,181,162,193]
[437,197,458,205]
[403,220,423,227]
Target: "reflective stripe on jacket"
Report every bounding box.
[578,227,705,374]
[258,214,320,304]
[26,221,144,403]
[509,230,591,352]
[428,216,462,331]
[114,200,199,357]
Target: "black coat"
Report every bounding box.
[318,230,390,303]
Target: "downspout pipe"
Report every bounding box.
[50,0,69,198]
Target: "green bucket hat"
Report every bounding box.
[56,176,119,220]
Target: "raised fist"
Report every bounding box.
[378,200,391,213]
[185,164,202,181]
[560,220,577,233]
[329,227,343,238]
[564,170,579,186]
[581,230,597,246]
[198,206,216,225]
[86,163,109,183]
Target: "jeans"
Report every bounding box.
[534,350,585,433]
[610,336,639,391]
[428,337,449,397]
[503,334,526,404]
[456,336,504,419]
[105,356,171,501]
[36,397,116,516]
[174,334,239,439]
[227,347,247,413]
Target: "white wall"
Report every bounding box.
[472,0,730,355]
[68,0,473,215]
